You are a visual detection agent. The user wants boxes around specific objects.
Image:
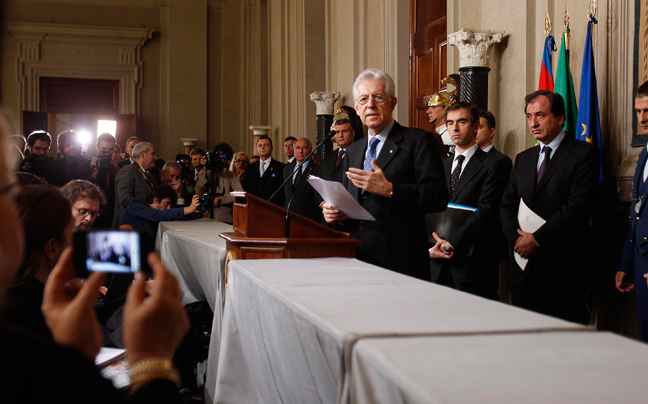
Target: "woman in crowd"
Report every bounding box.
[229,151,249,183]
[1,184,74,340]
[0,113,189,403]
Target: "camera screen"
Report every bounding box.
[85,231,141,273]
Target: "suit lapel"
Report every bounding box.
[443,154,453,192]
[519,146,540,203]
[375,122,402,170]
[535,136,572,193]
[452,149,484,200]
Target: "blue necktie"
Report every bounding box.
[364,137,380,172]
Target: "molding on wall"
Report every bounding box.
[7,22,153,115]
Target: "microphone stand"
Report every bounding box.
[268,132,335,238]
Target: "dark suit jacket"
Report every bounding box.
[320,148,346,184]
[46,155,91,187]
[341,121,449,280]
[500,134,599,287]
[283,160,322,222]
[429,147,511,284]
[113,163,158,227]
[242,158,286,207]
[487,147,513,260]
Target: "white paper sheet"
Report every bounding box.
[515,199,546,270]
[307,175,375,221]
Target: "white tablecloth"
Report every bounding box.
[213,258,588,404]
[156,218,232,401]
[350,332,648,404]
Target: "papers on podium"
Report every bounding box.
[306,175,375,221]
[515,199,546,270]
[425,203,477,245]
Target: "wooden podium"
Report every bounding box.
[219,192,359,260]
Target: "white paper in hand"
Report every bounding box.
[515,199,546,270]
[307,175,375,221]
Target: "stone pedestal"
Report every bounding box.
[249,125,272,148]
[310,92,340,162]
[181,138,197,155]
[448,29,507,111]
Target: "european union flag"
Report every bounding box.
[576,16,604,184]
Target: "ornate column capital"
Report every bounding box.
[448,29,508,68]
[310,92,340,115]
[249,125,271,137]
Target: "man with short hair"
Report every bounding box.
[118,136,141,168]
[321,111,355,184]
[428,102,511,300]
[20,131,53,180]
[243,135,286,207]
[121,187,200,232]
[47,130,89,187]
[322,68,448,280]
[160,161,185,206]
[61,180,107,231]
[617,80,648,342]
[284,136,296,164]
[113,141,159,227]
[500,90,599,324]
[283,137,321,222]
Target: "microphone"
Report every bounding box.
[267,133,334,237]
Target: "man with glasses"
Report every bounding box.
[61,180,107,231]
[322,68,448,281]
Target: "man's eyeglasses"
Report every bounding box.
[73,206,101,219]
[32,146,50,153]
[356,94,388,106]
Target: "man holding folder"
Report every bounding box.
[429,102,511,300]
[500,90,599,324]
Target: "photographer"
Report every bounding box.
[197,142,243,224]
[19,130,54,182]
[160,161,193,207]
[82,133,119,228]
[121,187,200,232]
[47,130,89,187]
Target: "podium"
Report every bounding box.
[219,191,359,260]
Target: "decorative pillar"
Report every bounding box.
[181,138,197,155]
[249,125,271,150]
[448,29,507,111]
[310,92,340,162]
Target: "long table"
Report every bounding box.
[350,332,648,404]
[156,218,232,401]
[213,258,590,404]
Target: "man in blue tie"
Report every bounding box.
[617,80,648,342]
[322,68,448,281]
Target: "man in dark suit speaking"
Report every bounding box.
[322,68,448,281]
[500,90,599,324]
[429,102,511,300]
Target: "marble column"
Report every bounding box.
[310,91,340,162]
[448,29,507,111]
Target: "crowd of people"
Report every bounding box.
[1,66,648,402]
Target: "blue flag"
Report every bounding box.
[576,17,604,184]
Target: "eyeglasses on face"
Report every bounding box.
[356,94,388,106]
[73,206,101,219]
[234,159,248,164]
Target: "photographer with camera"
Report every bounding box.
[19,130,54,182]
[47,130,89,187]
[160,161,194,208]
[195,142,243,224]
[80,133,119,228]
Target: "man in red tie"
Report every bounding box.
[321,109,356,184]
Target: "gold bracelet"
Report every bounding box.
[129,358,180,388]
